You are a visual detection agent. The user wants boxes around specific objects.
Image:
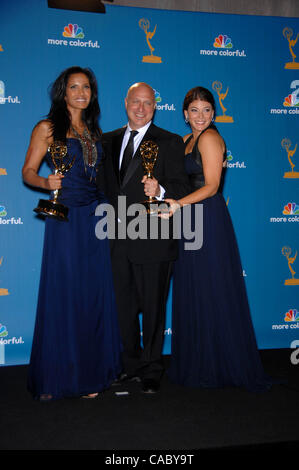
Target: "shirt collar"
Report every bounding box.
[126,120,152,136]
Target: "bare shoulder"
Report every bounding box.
[198,128,225,150]
[183,133,192,143]
[32,119,53,140]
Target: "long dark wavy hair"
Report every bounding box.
[47,66,102,142]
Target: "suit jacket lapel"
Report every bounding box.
[112,128,126,185]
[121,124,157,188]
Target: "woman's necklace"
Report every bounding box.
[71,125,98,169]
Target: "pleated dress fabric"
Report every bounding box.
[28,139,122,400]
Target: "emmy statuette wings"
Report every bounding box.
[139,140,169,215]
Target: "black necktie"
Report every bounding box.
[120,130,138,182]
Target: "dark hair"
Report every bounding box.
[183,86,216,113]
[47,66,102,142]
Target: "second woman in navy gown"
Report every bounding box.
[23,67,122,400]
[166,87,272,392]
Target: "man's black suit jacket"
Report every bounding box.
[97,123,190,263]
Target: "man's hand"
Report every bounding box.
[142,175,160,197]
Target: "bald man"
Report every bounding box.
[99,83,189,393]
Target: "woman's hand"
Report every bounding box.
[159,198,181,218]
[45,173,64,191]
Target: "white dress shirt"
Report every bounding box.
[119,121,151,167]
[120,121,165,200]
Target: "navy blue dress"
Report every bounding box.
[168,129,272,392]
[28,139,122,400]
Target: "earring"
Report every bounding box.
[185,117,189,123]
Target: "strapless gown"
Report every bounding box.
[27,138,122,400]
[168,130,273,392]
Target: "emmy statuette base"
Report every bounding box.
[284,172,299,178]
[142,55,162,63]
[140,199,170,216]
[215,116,234,123]
[0,288,9,296]
[284,63,299,69]
[284,279,299,285]
[34,199,69,221]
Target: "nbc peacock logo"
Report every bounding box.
[0,80,5,104]
[153,89,176,111]
[283,80,299,107]
[0,205,23,225]
[272,308,299,330]
[154,90,162,103]
[270,203,299,223]
[285,309,299,322]
[48,23,99,48]
[0,324,8,338]
[214,34,233,49]
[0,81,20,105]
[283,202,299,215]
[284,94,299,107]
[225,150,246,169]
[200,33,246,57]
[63,23,84,39]
[0,205,7,217]
[270,80,299,114]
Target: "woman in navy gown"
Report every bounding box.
[166,87,272,392]
[23,66,122,400]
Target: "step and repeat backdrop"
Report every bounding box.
[0,0,298,365]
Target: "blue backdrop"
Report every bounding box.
[0,0,298,365]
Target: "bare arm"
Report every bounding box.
[22,120,63,191]
[177,129,224,206]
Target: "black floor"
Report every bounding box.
[0,349,299,454]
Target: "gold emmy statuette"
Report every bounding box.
[282,246,299,285]
[139,18,162,63]
[282,138,299,178]
[283,28,299,69]
[34,141,76,221]
[0,45,3,52]
[0,168,7,175]
[0,257,9,296]
[140,140,167,215]
[212,81,234,123]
